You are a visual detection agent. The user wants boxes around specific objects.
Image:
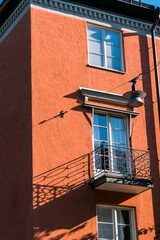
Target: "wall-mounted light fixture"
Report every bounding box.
[123,77,146,108]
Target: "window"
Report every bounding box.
[97,205,136,240]
[87,25,124,71]
[93,113,130,175]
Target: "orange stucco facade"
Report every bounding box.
[0,1,160,240]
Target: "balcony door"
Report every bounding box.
[93,113,130,175]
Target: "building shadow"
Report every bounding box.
[139,34,160,228]
[0,11,33,240]
[64,89,82,104]
[71,105,92,126]
[33,153,96,239]
[33,153,91,209]
[64,89,92,126]
[33,152,136,239]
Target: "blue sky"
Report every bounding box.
[141,0,160,7]
[0,0,159,7]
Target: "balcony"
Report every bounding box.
[89,144,153,194]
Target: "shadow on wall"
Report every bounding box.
[33,153,91,209]
[138,224,160,240]
[34,230,97,240]
[33,90,91,127]
[124,31,160,230]
[33,89,135,239]
[33,153,97,239]
[33,151,135,240]
[139,34,160,229]
[64,90,92,126]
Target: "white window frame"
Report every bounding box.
[93,110,130,148]
[92,110,131,176]
[96,205,137,240]
[87,24,125,73]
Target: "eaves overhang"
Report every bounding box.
[0,0,22,26]
[0,0,159,27]
[68,0,158,24]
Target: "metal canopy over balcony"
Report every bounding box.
[89,144,153,194]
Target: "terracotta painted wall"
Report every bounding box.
[0,4,159,240]
[31,8,159,240]
[0,12,32,240]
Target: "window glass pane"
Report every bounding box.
[94,141,102,149]
[89,53,103,67]
[106,44,121,58]
[98,223,114,239]
[107,57,121,71]
[88,26,102,41]
[94,126,108,141]
[94,142,109,170]
[112,145,128,173]
[110,117,126,145]
[104,31,120,45]
[94,114,107,126]
[110,117,124,130]
[94,141,101,169]
[88,40,103,54]
[87,26,123,71]
[97,206,113,222]
[113,156,128,173]
[118,225,131,240]
[94,141,108,148]
[111,130,126,144]
[96,207,134,240]
[94,151,102,170]
[117,210,130,224]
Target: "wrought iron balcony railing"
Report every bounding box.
[90,144,152,181]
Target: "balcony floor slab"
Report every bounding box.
[90,175,153,194]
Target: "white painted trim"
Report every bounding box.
[1,0,160,43]
[114,208,118,240]
[87,64,126,74]
[80,86,124,97]
[96,205,137,240]
[91,106,94,155]
[87,24,125,72]
[85,104,139,116]
[80,86,128,106]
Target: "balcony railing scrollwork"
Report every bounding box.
[90,144,152,181]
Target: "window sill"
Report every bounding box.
[86,64,126,74]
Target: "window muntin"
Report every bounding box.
[110,116,127,146]
[93,113,129,174]
[87,25,124,71]
[97,206,136,240]
[93,113,127,148]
